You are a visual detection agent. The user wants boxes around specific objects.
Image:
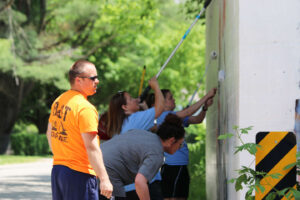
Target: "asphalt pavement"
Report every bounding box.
[0,158,52,200]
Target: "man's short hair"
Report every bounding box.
[68,60,94,85]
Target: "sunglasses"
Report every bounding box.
[78,75,98,81]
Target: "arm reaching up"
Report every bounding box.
[188,97,214,124]
[148,77,165,118]
[176,88,217,118]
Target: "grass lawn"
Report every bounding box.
[0,155,51,165]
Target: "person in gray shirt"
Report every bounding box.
[99,114,185,200]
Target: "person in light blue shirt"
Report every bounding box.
[147,88,216,200]
[106,77,164,139]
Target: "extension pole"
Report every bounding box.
[139,0,213,102]
[138,66,146,96]
[187,51,217,107]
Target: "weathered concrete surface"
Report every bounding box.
[0,158,52,200]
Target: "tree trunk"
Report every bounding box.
[36,115,49,134]
[0,72,32,154]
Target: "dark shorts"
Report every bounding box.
[161,165,190,198]
[125,190,139,200]
[99,195,126,200]
[125,181,163,200]
[51,165,98,200]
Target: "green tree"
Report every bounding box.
[0,0,159,153]
[91,0,207,106]
[0,0,207,154]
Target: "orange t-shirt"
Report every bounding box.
[48,90,99,175]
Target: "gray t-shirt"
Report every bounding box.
[100,129,164,197]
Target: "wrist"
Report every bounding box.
[152,85,160,91]
[203,105,208,111]
[99,176,110,182]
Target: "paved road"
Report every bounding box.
[0,158,52,200]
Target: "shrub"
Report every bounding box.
[10,133,50,155]
[218,126,300,200]
[188,140,206,199]
[12,122,39,134]
[187,123,206,199]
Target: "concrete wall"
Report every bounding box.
[205,0,300,199]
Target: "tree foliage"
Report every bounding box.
[0,0,206,152]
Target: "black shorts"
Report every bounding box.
[125,180,163,200]
[99,195,126,200]
[161,164,190,198]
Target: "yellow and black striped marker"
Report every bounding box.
[255,132,296,200]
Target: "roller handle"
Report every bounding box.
[139,86,151,103]
[204,0,212,9]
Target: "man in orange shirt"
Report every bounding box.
[46,60,113,200]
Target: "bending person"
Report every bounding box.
[99,114,185,200]
[147,88,216,200]
[46,60,113,200]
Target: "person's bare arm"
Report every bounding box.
[81,133,113,199]
[135,173,150,200]
[188,110,206,124]
[187,97,214,124]
[176,88,217,118]
[149,77,165,118]
[46,123,52,153]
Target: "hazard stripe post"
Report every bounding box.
[255,132,296,200]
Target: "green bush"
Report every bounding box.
[185,123,206,143]
[10,133,50,155]
[188,140,206,200]
[187,123,206,200]
[12,122,39,134]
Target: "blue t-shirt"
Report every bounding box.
[121,107,156,134]
[163,142,189,165]
[157,111,190,165]
[121,107,160,192]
